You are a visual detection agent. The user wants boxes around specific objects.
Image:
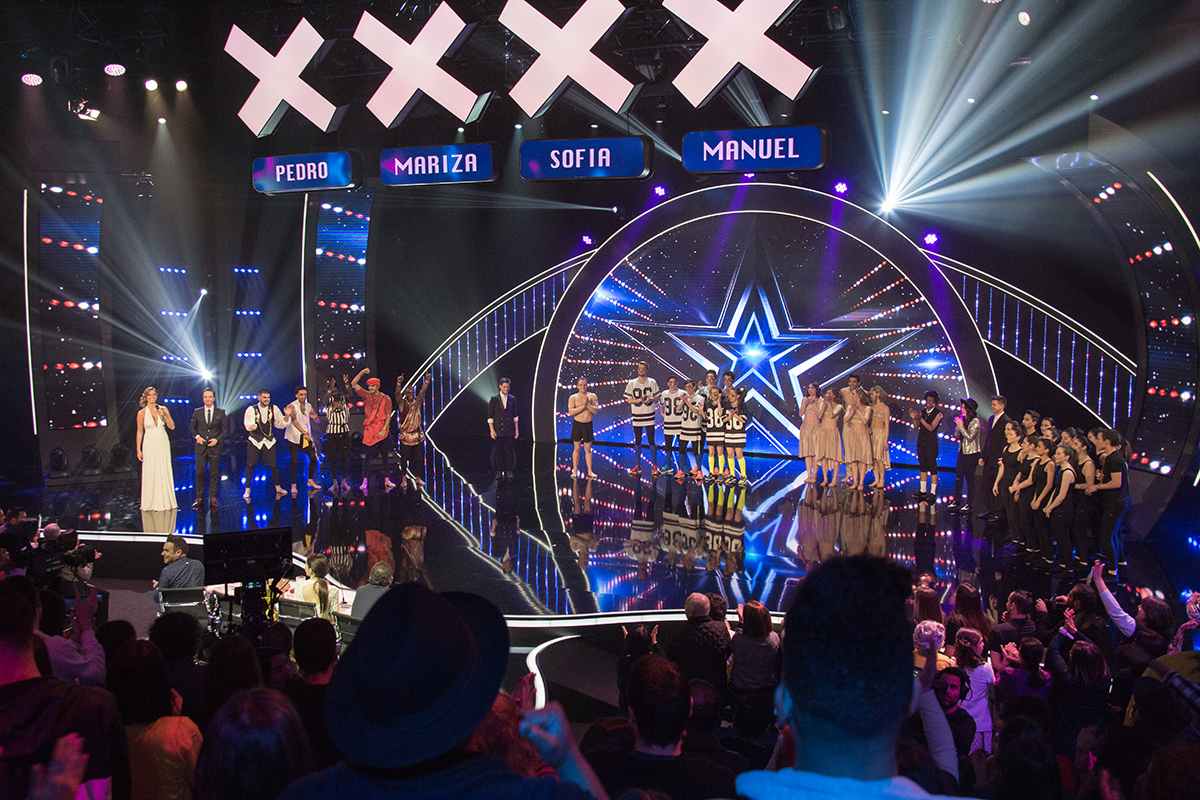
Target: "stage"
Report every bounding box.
[9,435,1177,620]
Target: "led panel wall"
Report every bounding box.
[313,189,372,403]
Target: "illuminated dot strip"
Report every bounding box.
[609,276,660,309]
[850,280,905,311]
[600,296,653,321]
[572,333,645,350]
[875,345,953,358]
[841,262,886,296]
[864,321,938,341]
[858,298,923,323]
[626,260,669,297]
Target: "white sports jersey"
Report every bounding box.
[624,377,659,428]
[660,388,687,433]
[681,391,703,434]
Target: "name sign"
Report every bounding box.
[520,137,650,180]
[380,143,496,187]
[252,151,359,194]
[682,126,824,173]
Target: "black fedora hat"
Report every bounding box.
[960,398,979,413]
[324,582,508,767]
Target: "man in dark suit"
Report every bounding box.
[487,377,518,480]
[977,394,1011,523]
[189,388,228,508]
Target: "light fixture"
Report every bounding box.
[966,97,976,103]
[514,123,523,130]
[157,117,166,124]
[145,78,158,91]
[21,73,43,86]
[1018,11,1031,26]
[457,126,464,133]
[833,181,848,194]
[199,288,208,297]
[924,232,939,245]
[175,79,187,92]
[1090,94,1099,101]
[104,63,126,77]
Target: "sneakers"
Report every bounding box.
[946,500,960,511]
[674,470,685,481]
[629,466,642,476]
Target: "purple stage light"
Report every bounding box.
[21,73,43,86]
[923,232,938,245]
[654,186,667,197]
[743,172,756,179]
[582,235,593,246]
[834,181,848,194]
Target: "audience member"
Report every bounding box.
[151,536,205,604]
[943,583,991,658]
[579,717,635,757]
[284,617,343,770]
[588,656,737,800]
[1045,612,1110,759]
[913,620,952,671]
[952,628,995,754]
[149,612,207,722]
[350,561,393,619]
[995,636,1052,707]
[252,622,299,692]
[95,619,137,664]
[680,679,751,774]
[298,554,340,621]
[987,591,1040,671]
[0,576,131,800]
[989,719,1064,800]
[617,624,663,715]
[666,593,732,693]
[281,583,606,800]
[35,582,106,687]
[705,592,731,636]
[1135,740,1200,800]
[933,666,976,760]
[197,633,262,732]
[195,687,311,800]
[107,639,203,800]
[469,692,552,778]
[736,555,958,799]
[913,585,944,627]
[730,601,780,697]
[721,693,778,770]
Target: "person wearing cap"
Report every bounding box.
[280,583,609,800]
[352,367,396,491]
[948,398,983,514]
[908,391,943,502]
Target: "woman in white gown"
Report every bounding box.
[137,386,178,511]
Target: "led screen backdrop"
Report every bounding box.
[313,189,372,399]
[38,186,107,430]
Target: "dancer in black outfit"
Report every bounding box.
[909,390,942,501]
[977,395,1011,522]
[993,421,1023,545]
[1088,429,1130,582]
[1008,436,1037,555]
[324,376,352,493]
[1043,444,1077,573]
[1063,428,1098,570]
[1028,438,1055,569]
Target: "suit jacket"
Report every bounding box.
[982,411,1011,466]
[190,406,229,456]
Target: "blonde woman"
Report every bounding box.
[868,386,890,488]
[798,382,822,483]
[137,386,177,511]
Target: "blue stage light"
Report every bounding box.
[834,181,848,194]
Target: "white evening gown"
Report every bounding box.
[141,409,178,511]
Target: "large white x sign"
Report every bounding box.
[354,6,489,127]
[224,19,345,137]
[500,0,640,118]
[665,0,815,107]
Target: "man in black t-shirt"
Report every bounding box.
[987,590,1039,671]
[1086,429,1131,582]
[934,667,977,760]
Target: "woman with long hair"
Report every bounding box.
[868,386,890,488]
[993,421,1023,543]
[137,386,178,511]
[913,585,944,627]
[1062,428,1098,570]
[299,553,340,621]
[195,688,312,800]
[953,628,996,754]
[841,388,873,491]
[814,388,844,487]
[1028,438,1056,569]
[799,382,822,483]
[945,583,992,656]
[616,624,663,715]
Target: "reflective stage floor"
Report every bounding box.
[9,435,1184,617]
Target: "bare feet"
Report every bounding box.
[276,485,288,495]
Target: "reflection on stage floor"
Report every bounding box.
[20,435,1067,617]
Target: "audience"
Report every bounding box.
[933,666,977,761]
[297,553,340,621]
[284,617,343,770]
[680,679,751,774]
[35,581,106,687]
[107,639,203,800]
[588,656,737,800]
[195,687,312,800]
[914,620,953,671]
[0,576,130,800]
[995,636,1052,707]
[96,619,138,664]
[350,560,393,619]
[197,633,262,732]
[617,624,663,715]
[469,692,552,779]
[1045,611,1110,760]
[952,628,995,754]
[280,582,606,800]
[987,590,1041,671]
[665,593,732,694]
[729,600,780,698]
[149,612,207,722]
[944,583,991,658]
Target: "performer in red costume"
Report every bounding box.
[352,368,395,491]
